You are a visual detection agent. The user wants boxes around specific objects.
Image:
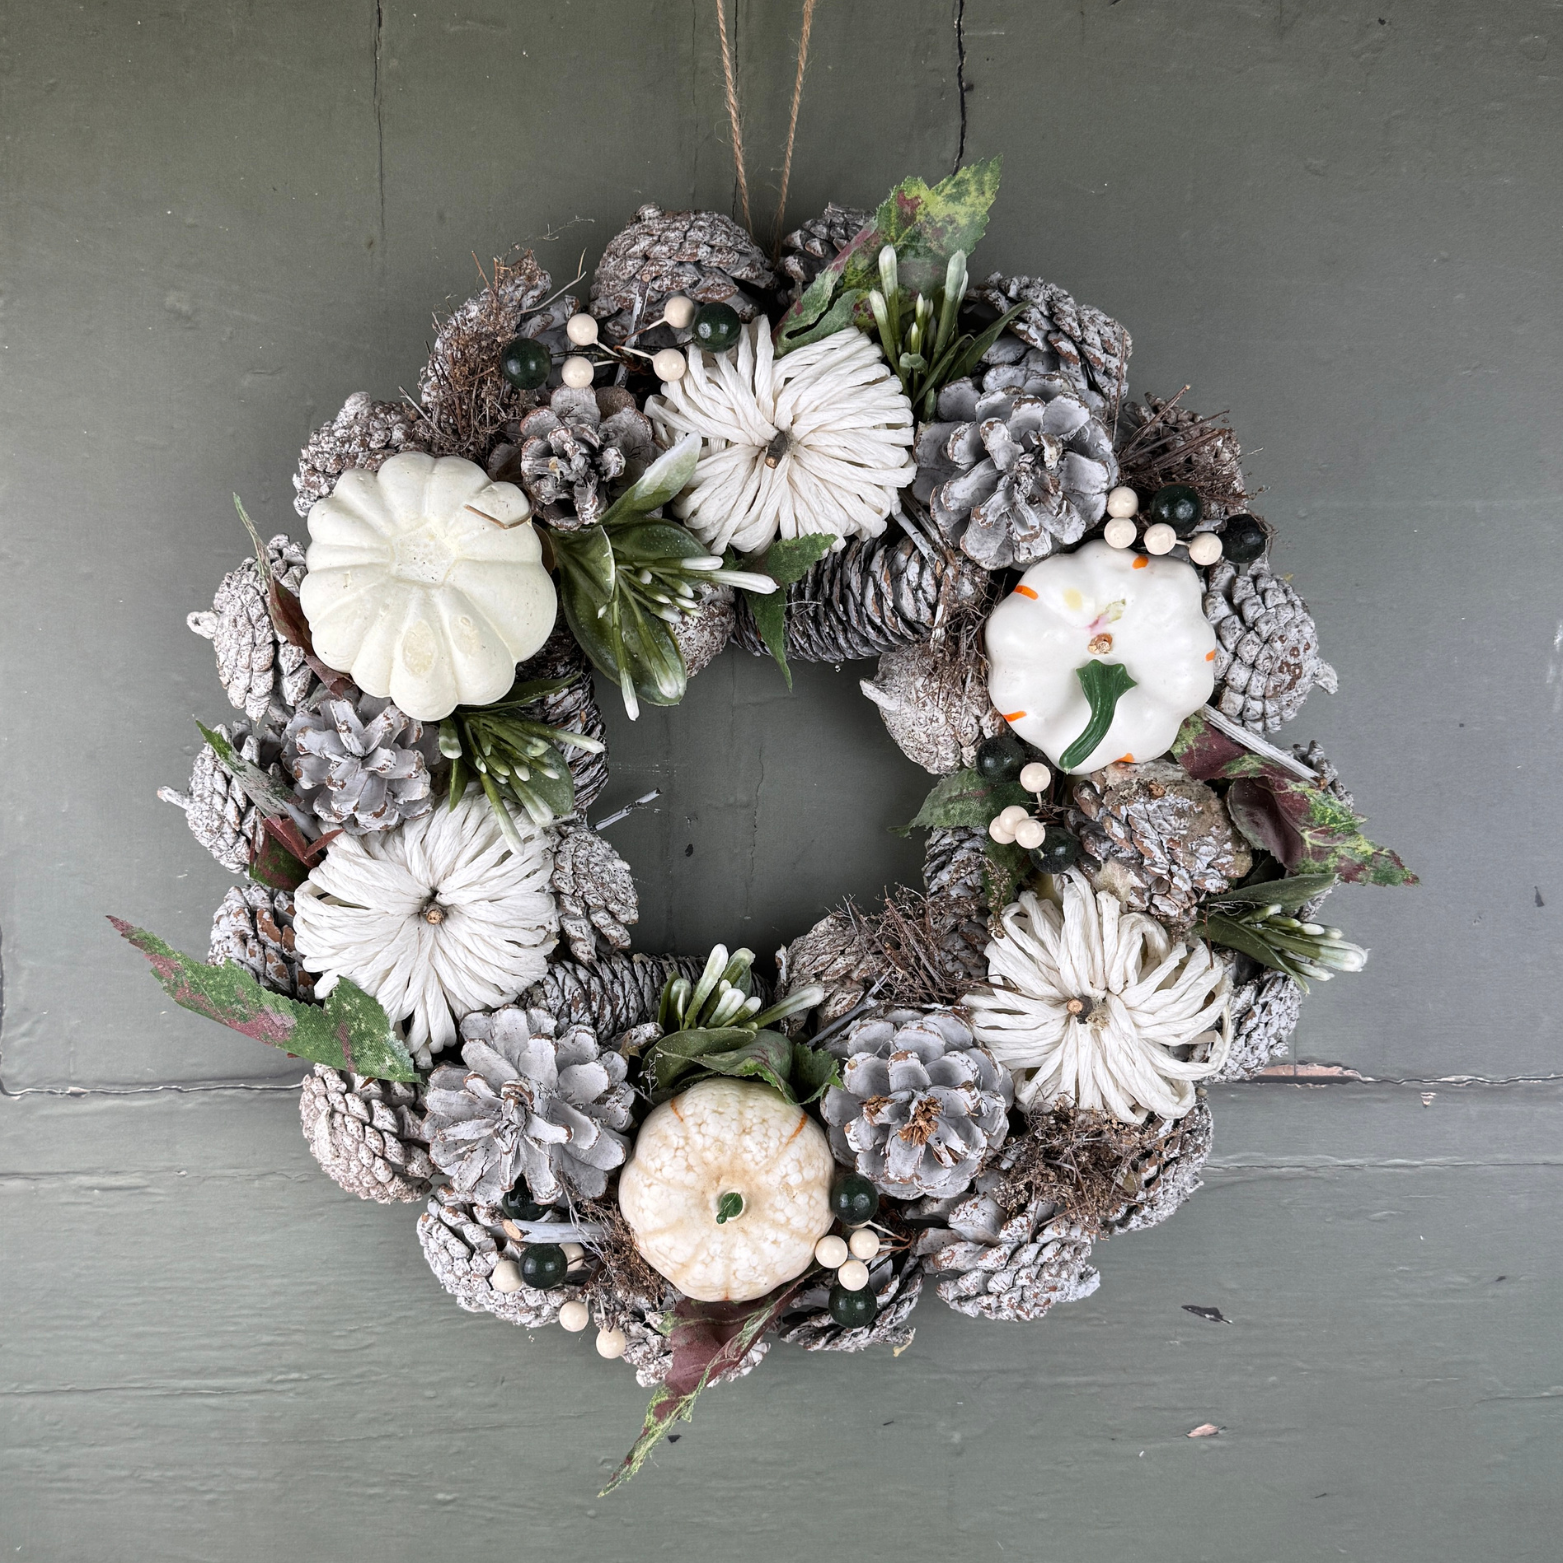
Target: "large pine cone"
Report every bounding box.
[1214,968,1304,1081]
[1204,559,1338,733]
[157,720,281,873]
[281,694,440,835]
[589,204,776,346]
[550,822,638,965]
[293,392,430,517]
[923,825,989,904]
[519,624,610,809]
[1100,1103,1214,1233]
[299,1065,435,1203]
[778,202,870,300]
[860,638,1003,775]
[778,1251,923,1353]
[523,951,705,1038]
[209,884,313,1000]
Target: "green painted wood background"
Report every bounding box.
[2,2,1559,1558]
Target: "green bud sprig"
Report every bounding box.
[1197,873,1368,992]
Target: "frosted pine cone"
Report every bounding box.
[1069,759,1252,925]
[969,274,1132,413]
[1100,1103,1213,1232]
[783,909,880,1025]
[519,624,610,809]
[281,694,439,835]
[209,884,313,1000]
[923,826,989,904]
[822,1008,1011,1200]
[860,638,1004,775]
[778,1251,923,1353]
[589,204,776,346]
[299,1065,435,1204]
[1214,968,1304,1081]
[778,203,871,300]
[550,823,638,965]
[1116,394,1249,523]
[293,392,430,516]
[157,720,281,873]
[669,585,735,677]
[187,538,312,726]
[523,951,704,1037]
[1204,558,1338,733]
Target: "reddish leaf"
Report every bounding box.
[269,580,354,697]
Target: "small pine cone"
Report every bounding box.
[417,1185,585,1328]
[1115,395,1249,523]
[589,204,776,346]
[591,1290,769,1388]
[292,392,430,517]
[923,826,989,904]
[300,1065,435,1203]
[1204,559,1338,733]
[520,624,610,810]
[549,823,638,966]
[209,884,314,1000]
[1069,759,1251,925]
[918,1199,1100,1322]
[1214,970,1304,1081]
[860,639,1003,775]
[970,273,1132,413]
[784,908,879,1024]
[778,202,871,299]
[158,720,281,873]
[281,694,440,835]
[670,585,735,678]
[778,1251,924,1353]
[1292,739,1354,809]
[523,951,705,1037]
[732,525,985,664]
[1101,1102,1214,1232]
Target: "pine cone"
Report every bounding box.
[1214,969,1304,1081]
[523,951,705,1037]
[778,202,871,300]
[589,204,776,346]
[519,624,609,809]
[860,638,1003,775]
[187,538,312,726]
[158,720,281,873]
[425,1007,635,1204]
[292,392,430,517]
[923,826,989,904]
[1069,759,1252,925]
[822,1008,1011,1200]
[417,1185,585,1329]
[281,694,439,835]
[1101,1103,1213,1232]
[670,585,735,678]
[969,273,1132,413]
[731,523,985,664]
[1292,739,1354,809]
[913,366,1119,570]
[209,884,314,1000]
[1204,559,1338,733]
[1115,395,1248,524]
[550,822,638,965]
[299,1064,434,1203]
[487,386,655,531]
[778,1251,923,1353]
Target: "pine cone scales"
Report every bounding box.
[520,625,609,809]
[158,720,280,873]
[923,826,989,904]
[920,1201,1101,1322]
[209,884,314,1000]
[779,1253,923,1353]
[550,823,638,965]
[1204,559,1338,732]
[1215,969,1304,1081]
[971,273,1132,412]
[1101,1103,1213,1232]
[293,392,430,516]
[281,695,439,835]
[779,203,871,299]
[299,1065,435,1203]
[860,639,1005,775]
[525,951,706,1037]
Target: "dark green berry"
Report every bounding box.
[1029,828,1081,875]
[499,1185,550,1223]
[519,1243,568,1290]
[830,1174,880,1226]
[1148,484,1203,536]
[692,302,742,352]
[828,1283,879,1329]
[499,336,551,390]
[1221,513,1267,564]
[975,731,1026,783]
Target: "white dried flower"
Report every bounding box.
[293,789,557,1067]
[645,321,916,556]
[965,872,1230,1124]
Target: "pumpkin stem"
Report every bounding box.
[715,1191,744,1224]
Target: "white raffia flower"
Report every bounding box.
[965,872,1230,1124]
[645,321,916,556]
[293,789,557,1067]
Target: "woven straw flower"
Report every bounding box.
[965,872,1230,1123]
[645,321,915,556]
[293,789,557,1067]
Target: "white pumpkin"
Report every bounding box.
[618,1079,834,1303]
[299,451,557,722]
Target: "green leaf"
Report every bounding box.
[941,302,1028,386]
[693,1030,797,1099]
[1206,873,1338,911]
[609,521,709,563]
[645,1026,760,1097]
[747,591,793,690]
[898,767,1030,834]
[790,1041,841,1104]
[773,286,866,354]
[602,433,701,521]
[550,523,616,596]
[1197,912,1311,989]
[248,833,308,892]
[110,919,417,1081]
[752,532,835,587]
[196,721,298,818]
[983,837,1032,907]
[1058,661,1138,772]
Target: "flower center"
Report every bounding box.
[421,900,447,925]
[391,519,457,586]
[763,427,792,468]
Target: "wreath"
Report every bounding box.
[118,160,1414,1489]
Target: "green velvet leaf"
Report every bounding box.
[1206,873,1338,911]
[1058,661,1138,772]
[790,1041,841,1104]
[754,532,835,587]
[602,433,701,520]
[1197,912,1311,988]
[898,767,1030,833]
[983,837,1032,907]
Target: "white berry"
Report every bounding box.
[815,1234,850,1268]
[560,356,594,389]
[1019,761,1052,793]
[652,347,687,382]
[489,1259,523,1294]
[1143,522,1177,555]
[1014,818,1046,850]
[558,1300,590,1332]
[997,803,1031,830]
[848,1227,880,1260]
[1187,532,1223,566]
[1103,517,1138,550]
[988,816,1017,845]
[836,1259,870,1292]
[565,312,599,346]
[1106,485,1139,519]
[561,1242,586,1264]
[662,294,698,329]
[595,1327,629,1359]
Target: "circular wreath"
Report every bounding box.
[124,164,1414,1489]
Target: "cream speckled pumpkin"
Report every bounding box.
[618,1079,834,1303]
[299,451,557,722]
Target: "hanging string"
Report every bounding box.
[714,0,753,232]
[772,0,818,253]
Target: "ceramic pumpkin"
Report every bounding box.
[617,1078,834,1303]
[985,539,1217,774]
[299,451,557,722]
